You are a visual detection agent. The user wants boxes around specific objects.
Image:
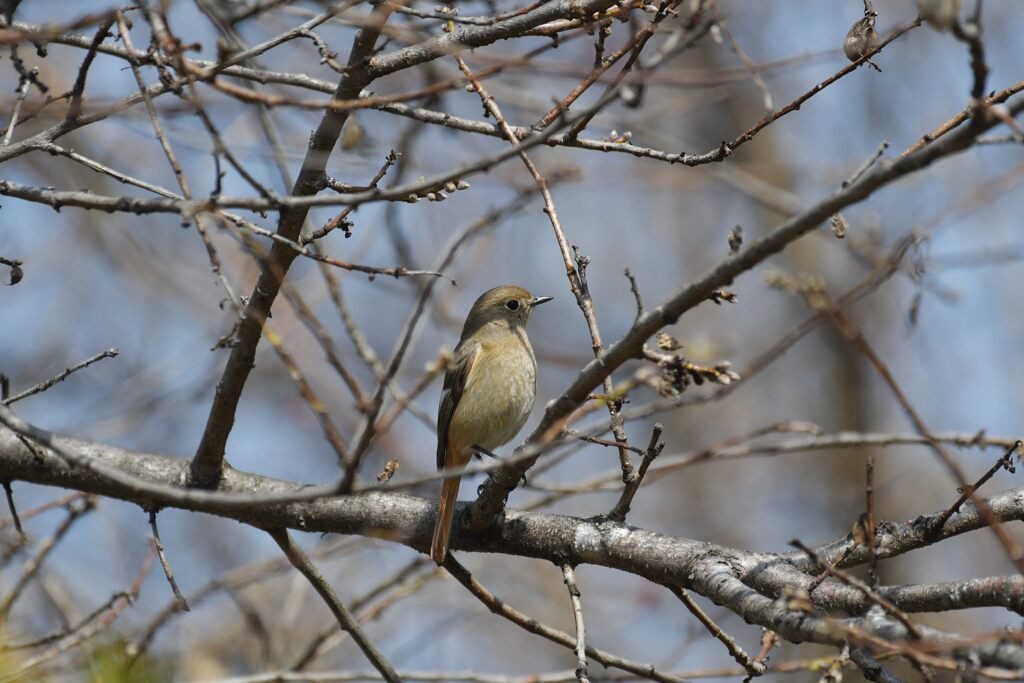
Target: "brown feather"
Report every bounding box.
[430,476,461,563]
[432,341,478,563]
[436,341,479,470]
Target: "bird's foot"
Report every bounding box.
[471,445,528,492]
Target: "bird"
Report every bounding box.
[843,14,879,63]
[430,285,552,564]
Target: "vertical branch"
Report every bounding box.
[608,423,664,521]
[560,564,590,683]
[2,480,25,543]
[865,454,878,586]
[148,510,189,612]
[952,1,988,100]
[573,247,638,506]
[1,69,33,147]
[191,2,395,486]
[267,528,401,683]
[624,269,645,324]
[65,17,114,121]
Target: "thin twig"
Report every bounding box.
[744,630,777,683]
[2,348,119,406]
[843,140,890,188]
[713,8,773,111]
[2,480,25,542]
[0,497,95,618]
[64,17,114,120]
[902,79,1024,156]
[865,455,878,587]
[624,269,645,324]
[148,509,190,612]
[1,587,130,651]
[560,564,590,683]
[0,492,85,530]
[667,585,765,677]
[1,69,33,147]
[268,528,401,683]
[442,556,687,683]
[608,424,664,521]
[952,5,988,100]
[933,440,1022,529]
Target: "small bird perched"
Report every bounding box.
[431,285,552,564]
[843,14,879,63]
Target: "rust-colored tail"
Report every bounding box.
[431,476,461,564]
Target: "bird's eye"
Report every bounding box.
[504,299,520,311]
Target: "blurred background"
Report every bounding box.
[1,0,1022,680]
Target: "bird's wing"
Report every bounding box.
[437,339,480,470]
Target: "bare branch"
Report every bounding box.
[191,1,397,486]
[607,423,664,521]
[2,429,1024,670]
[560,565,590,683]
[2,480,25,542]
[267,529,401,683]
[0,496,95,619]
[934,440,1023,528]
[667,585,765,677]
[148,509,190,612]
[2,348,119,406]
[443,556,686,683]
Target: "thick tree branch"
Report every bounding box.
[1,427,1023,672]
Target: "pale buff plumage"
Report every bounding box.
[431,285,551,564]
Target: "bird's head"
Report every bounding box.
[462,285,553,334]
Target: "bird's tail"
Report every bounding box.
[431,476,461,564]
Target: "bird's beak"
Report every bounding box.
[530,296,553,307]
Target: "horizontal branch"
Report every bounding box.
[535,430,1021,495]
[0,16,834,169]
[1,427,1023,671]
[0,89,621,217]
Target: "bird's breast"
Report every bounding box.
[448,334,537,458]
